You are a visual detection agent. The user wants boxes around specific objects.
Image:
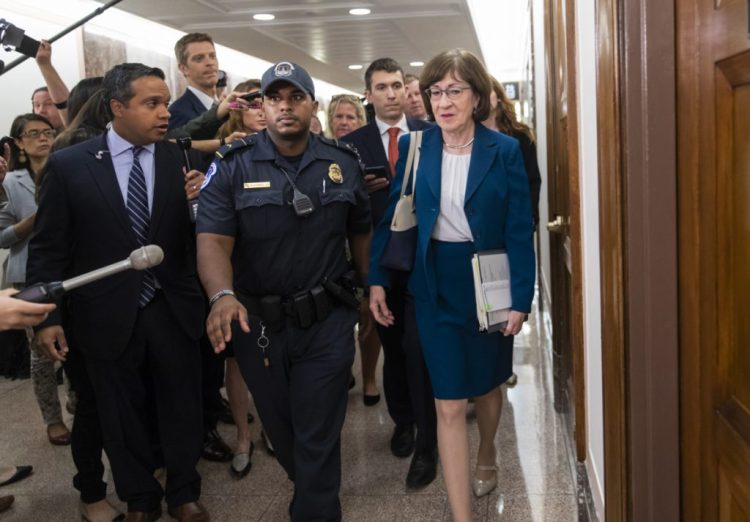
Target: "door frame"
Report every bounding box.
[595,0,680,520]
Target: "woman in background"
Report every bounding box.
[483,76,541,228]
[0,113,71,447]
[326,94,382,405]
[217,79,266,479]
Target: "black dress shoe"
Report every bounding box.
[406,450,438,489]
[0,465,32,487]
[201,429,233,462]
[390,423,415,458]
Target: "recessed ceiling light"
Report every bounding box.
[253,13,275,21]
[409,61,424,67]
[349,8,371,16]
[348,64,363,70]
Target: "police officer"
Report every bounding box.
[196,62,371,522]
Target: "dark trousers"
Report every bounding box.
[85,294,203,512]
[64,345,107,503]
[234,306,357,522]
[375,276,438,455]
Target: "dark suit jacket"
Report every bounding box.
[26,134,206,361]
[369,123,536,313]
[341,118,433,226]
[168,88,209,131]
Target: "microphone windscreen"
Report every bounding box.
[129,245,164,270]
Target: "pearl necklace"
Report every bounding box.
[443,137,475,149]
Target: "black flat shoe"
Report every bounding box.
[0,466,32,487]
[390,423,415,458]
[229,442,254,479]
[201,429,233,462]
[406,450,438,489]
[363,393,381,406]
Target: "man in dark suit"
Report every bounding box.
[341,57,438,489]
[27,63,209,522]
[168,32,235,464]
[167,33,220,131]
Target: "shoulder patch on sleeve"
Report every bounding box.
[200,161,218,190]
[214,135,256,160]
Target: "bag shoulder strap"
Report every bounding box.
[399,130,422,198]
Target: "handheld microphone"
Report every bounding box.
[176,137,199,222]
[15,245,164,303]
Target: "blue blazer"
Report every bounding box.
[168,88,208,131]
[369,123,536,313]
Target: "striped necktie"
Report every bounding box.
[126,146,156,307]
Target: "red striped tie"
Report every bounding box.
[388,127,399,175]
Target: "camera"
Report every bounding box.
[0,19,40,59]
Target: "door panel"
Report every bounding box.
[544,0,586,460]
[678,0,750,519]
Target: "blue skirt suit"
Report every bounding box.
[369,124,536,400]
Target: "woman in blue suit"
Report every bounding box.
[369,49,535,521]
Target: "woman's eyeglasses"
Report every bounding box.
[20,129,56,140]
[424,86,472,101]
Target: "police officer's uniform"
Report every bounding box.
[196,64,371,521]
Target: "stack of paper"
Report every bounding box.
[471,250,511,332]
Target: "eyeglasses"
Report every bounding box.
[424,86,472,101]
[19,129,56,140]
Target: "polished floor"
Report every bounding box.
[0,306,578,521]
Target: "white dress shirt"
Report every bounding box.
[432,151,473,242]
[187,85,218,111]
[107,128,156,213]
[375,114,409,157]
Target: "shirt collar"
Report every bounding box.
[187,86,217,111]
[106,127,156,158]
[375,114,409,136]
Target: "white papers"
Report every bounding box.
[472,250,511,332]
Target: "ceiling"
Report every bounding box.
[100,0,483,93]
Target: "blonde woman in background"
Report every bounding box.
[325,94,383,405]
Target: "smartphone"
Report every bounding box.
[364,165,389,180]
[240,91,262,102]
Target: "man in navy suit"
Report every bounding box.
[27,63,209,522]
[341,58,437,489]
[168,33,220,131]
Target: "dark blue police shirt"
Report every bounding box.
[196,130,371,297]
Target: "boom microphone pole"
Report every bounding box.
[15,245,164,303]
[0,0,125,76]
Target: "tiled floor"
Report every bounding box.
[0,306,578,521]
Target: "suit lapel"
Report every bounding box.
[86,135,136,242]
[364,123,389,171]
[149,142,172,239]
[464,124,497,205]
[16,171,36,195]
[419,126,442,203]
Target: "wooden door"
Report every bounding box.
[544,0,586,459]
[678,0,750,519]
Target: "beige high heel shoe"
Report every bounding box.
[472,465,498,497]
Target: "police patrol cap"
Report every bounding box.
[261,62,315,100]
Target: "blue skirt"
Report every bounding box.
[414,240,513,400]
